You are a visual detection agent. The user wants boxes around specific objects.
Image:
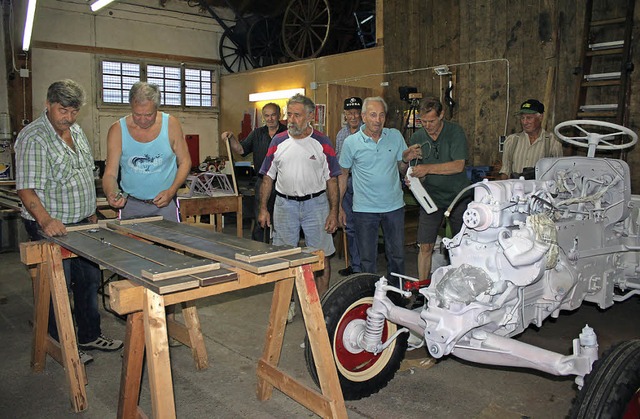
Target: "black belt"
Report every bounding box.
[128,195,156,205]
[276,190,325,202]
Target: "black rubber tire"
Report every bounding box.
[570,339,640,419]
[304,273,408,400]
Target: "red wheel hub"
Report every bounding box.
[334,303,388,372]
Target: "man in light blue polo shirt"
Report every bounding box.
[338,96,421,276]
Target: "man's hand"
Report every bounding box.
[403,144,422,162]
[153,189,175,208]
[41,217,67,237]
[408,164,429,179]
[338,206,347,228]
[325,213,338,234]
[87,214,98,224]
[107,191,127,208]
[257,208,271,228]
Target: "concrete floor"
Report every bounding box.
[1,224,639,419]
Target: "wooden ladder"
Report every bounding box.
[573,0,635,125]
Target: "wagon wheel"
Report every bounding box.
[281,0,330,60]
[247,17,286,68]
[219,26,254,73]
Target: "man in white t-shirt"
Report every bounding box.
[258,94,341,297]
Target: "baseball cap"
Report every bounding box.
[517,99,544,114]
[344,97,363,110]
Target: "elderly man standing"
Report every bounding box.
[407,97,471,282]
[258,94,340,298]
[222,103,287,242]
[499,99,563,179]
[339,96,421,278]
[16,80,123,364]
[335,96,363,276]
[103,82,191,221]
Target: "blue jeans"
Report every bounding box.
[272,194,335,256]
[353,207,405,278]
[24,219,102,344]
[342,176,361,272]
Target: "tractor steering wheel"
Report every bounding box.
[554,119,638,158]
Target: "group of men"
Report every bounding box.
[15,77,562,364]
[15,80,191,363]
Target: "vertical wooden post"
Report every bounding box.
[256,277,294,400]
[118,311,145,419]
[143,288,176,419]
[31,263,50,372]
[182,301,208,370]
[295,265,347,419]
[46,243,88,412]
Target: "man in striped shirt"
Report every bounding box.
[499,99,563,179]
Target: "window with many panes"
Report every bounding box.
[99,59,217,109]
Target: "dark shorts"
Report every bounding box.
[417,195,472,244]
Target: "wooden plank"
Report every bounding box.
[152,219,300,260]
[49,232,201,294]
[295,265,347,418]
[278,250,319,267]
[141,260,221,281]
[0,196,21,210]
[182,302,208,370]
[143,289,176,419]
[256,360,333,417]
[118,312,145,419]
[107,221,290,274]
[112,216,164,225]
[46,243,88,412]
[65,223,100,232]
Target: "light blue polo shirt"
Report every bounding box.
[339,126,406,213]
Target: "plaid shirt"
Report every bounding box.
[15,111,96,224]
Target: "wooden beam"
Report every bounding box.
[141,260,221,281]
[182,302,209,370]
[143,289,176,418]
[32,41,221,66]
[118,312,146,419]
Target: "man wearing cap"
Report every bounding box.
[335,97,363,276]
[499,99,563,180]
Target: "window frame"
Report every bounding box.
[96,56,219,112]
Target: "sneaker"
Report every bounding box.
[78,349,94,364]
[79,334,124,352]
[287,301,296,323]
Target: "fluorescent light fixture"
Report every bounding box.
[91,0,116,12]
[22,0,37,51]
[249,88,305,102]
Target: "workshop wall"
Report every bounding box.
[6,0,222,163]
[219,46,384,161]
[381,0,640,191]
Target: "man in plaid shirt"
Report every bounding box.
[16,80,122,364]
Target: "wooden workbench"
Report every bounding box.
[20,218,347,418]
[178,193,243,237]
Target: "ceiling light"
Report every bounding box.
[22,0,37,51]
[249,88,305,102]
[91,0,117,12]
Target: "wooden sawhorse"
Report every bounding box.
[109,261,347,418]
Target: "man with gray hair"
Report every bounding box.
[103,81,191,221]
[258,94,340,299]
[339,96,421,278]
[16,79,123,364]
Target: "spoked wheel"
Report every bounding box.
[304,273,408,400]
[570,339,640,419]
[281,0,330,60]
[247,17,285,68]
[219,26,254,73]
